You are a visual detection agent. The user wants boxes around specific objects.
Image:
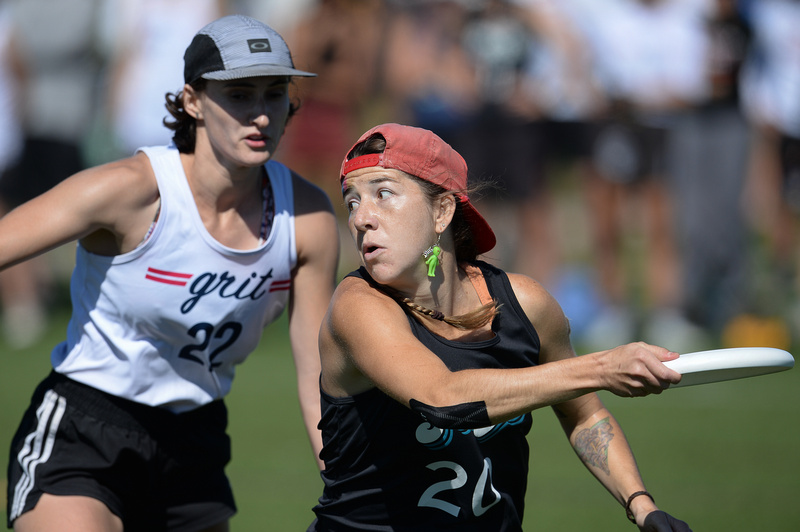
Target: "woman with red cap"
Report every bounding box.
[309,123,691,531]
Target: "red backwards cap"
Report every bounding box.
[340,123,496,254]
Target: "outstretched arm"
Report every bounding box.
[322,272,682,425]
[0,152,160,269]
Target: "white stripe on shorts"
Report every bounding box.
[10,389,67,520]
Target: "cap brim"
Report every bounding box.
[462,202,496,255]
[202,65,316,80]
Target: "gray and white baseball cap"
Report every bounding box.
[183,15,316,84]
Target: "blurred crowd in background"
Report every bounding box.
[0,0,798,355]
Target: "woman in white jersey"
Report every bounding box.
[3,15,339,532]
[310,123,690,531]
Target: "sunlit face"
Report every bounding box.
[343,167,440,287]
[188,77,291,168]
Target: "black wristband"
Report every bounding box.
[625,490,654,524]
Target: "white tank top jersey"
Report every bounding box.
[51,145,297,413]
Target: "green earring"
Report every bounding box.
[423,234,442,277]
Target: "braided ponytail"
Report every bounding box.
[402,296,498,330]
[380,283,500,331]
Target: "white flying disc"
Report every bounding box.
[663,347,794,388]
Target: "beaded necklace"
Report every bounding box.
[259,172,275,244]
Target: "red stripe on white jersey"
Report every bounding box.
[269,279,291,292]
[146,267,193,286]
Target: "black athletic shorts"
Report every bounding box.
[6,371,236,531]
[0,138,85,208]
[781,133,800,213]
[590,118,668,184]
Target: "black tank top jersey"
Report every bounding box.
[310,261,541,531]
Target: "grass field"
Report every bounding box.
[2,309,799,531]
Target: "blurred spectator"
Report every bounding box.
[0,1,23,347]
[453,0,550,277]
[380,0,564,289]
[98,0,227,158]
[514,0,607,123]
[508,0,611,336]
[381,0,477,145]
[575,0,709,352]
[667,0,753,339]
[0,3,21,183]
[232,0,316,35]
[454,0,559,280]
[0,0,107,348]
[278,0,384,195]
[276,0,386,271]
[360,0,478,270]
[737,0,800,346]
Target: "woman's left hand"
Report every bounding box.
[640,510,692,531]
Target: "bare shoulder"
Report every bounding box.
[506,273,561,316]
[115,151,159,201]
[506,272,573,359]
[320,275,411,396]
[330,275,399,316]
[326,275,410,342]
[75,151,159,208]
[75,152,160,254]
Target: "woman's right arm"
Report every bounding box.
[0,152,159,269]
[320,275,682,425]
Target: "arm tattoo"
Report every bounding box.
[574,417,614,475]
